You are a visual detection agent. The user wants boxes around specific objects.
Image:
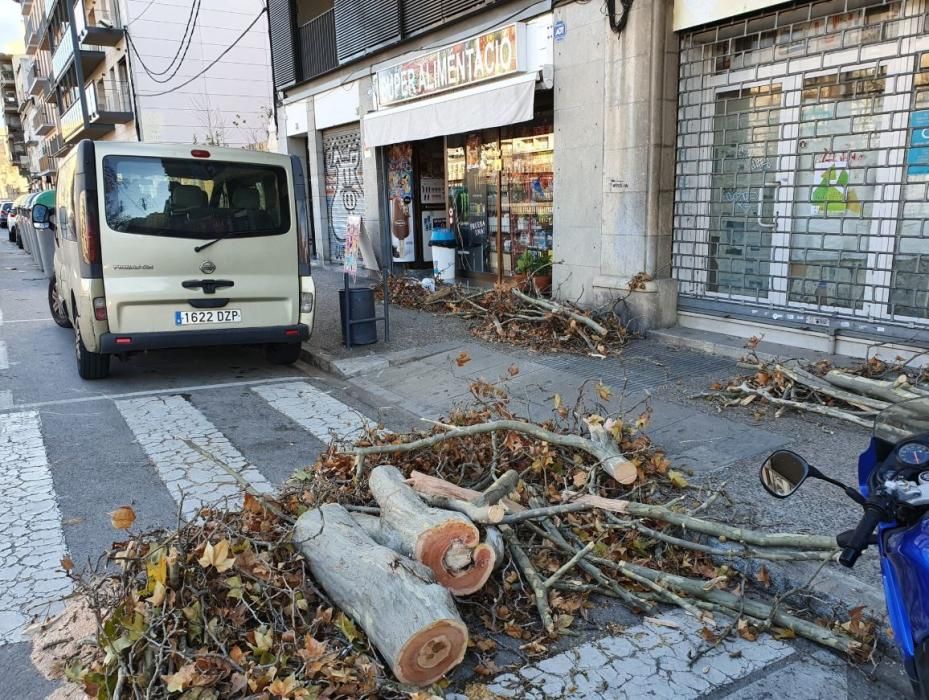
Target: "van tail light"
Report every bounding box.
[191,149,210,158]
[300,291,315,314]
[78,190,101,266]
[93,297,107,321]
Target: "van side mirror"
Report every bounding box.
[760,450,810,498]
[32,203,49,225]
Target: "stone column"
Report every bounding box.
[553,0,679,330]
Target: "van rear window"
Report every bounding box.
[102,156,290,239]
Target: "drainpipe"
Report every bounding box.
[643,0,667,279]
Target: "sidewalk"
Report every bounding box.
[302,265,890,644]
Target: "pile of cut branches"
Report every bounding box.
[41,383,876,699]
[377,276,632,355]
[701,348,929,430]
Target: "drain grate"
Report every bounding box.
[533,341,735,394]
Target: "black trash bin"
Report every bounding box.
[339,287,378,346]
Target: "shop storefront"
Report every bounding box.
[364,18,555,283]
[673,0,929,344]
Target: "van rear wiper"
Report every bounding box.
[194,232,234,253]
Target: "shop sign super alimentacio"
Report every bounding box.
[376,24,524,107]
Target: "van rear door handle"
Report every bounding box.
[182,279,235,295]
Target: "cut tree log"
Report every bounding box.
[407,471,525,512]
[775,363,889,412]
[369,465,496,595]
[294,504,468,686]
[824,371,926,404]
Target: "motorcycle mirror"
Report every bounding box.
[760,450,810,498]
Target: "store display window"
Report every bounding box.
[446,102,554,281]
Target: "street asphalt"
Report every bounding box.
[0,241,914,698]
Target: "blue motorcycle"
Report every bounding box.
[760,397,929,699]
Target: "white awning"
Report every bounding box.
[363,72,537,149]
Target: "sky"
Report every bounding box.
[0,3,24,55]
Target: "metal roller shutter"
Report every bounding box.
[674,0,929,341]
[267,0,297,88]
[323,125,365,263]
[334,0,400,62]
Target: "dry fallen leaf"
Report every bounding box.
[455,351,472,367]
[198,539,235,573]
[164,663,197,693]
[109,506,136,530]
[755,566,771,588]
[149,581,166,606]
[596,383,613,402]
[60,556,74,573]
[269,674,299,698]
[668,470,689,489]
[737,618,758,642]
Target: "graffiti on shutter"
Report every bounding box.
[323,127,365,263]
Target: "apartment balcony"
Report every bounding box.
[52,26,105,84]
[46,0,58,21]
[31,104,55,136]
[75,0,124,47]
[59,98,84,141]
[26,68,49,98]
[45,133,65,158]
[38,153,58,175]
[86,81,132,125]
[298,9,338,82]
[61,82,131,143]
[21,0,34,15]
[3,93,19,113]
[25,15,39,51]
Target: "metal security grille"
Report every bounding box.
[323,126,365,263]
[674,0,929,340]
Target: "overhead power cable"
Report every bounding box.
[136,8,267,98]
[127,0,201,83]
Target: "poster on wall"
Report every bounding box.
[810,160,863,217]
[421,210,447,263]
[387,143,416,262]
[343,215,361,281]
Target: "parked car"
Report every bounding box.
[51,140,316,379]
[1,200,13,233]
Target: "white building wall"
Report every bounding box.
[119,0,274,148]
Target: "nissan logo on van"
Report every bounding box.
[200,261,217,275]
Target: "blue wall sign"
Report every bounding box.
[554,20,566,42]
[908,110,929,176]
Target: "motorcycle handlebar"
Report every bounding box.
[838,504,886,568]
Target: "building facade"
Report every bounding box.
[253,0,929,356]
[13,0,275,187]
[269,0,680,330]
[673,0,929,357]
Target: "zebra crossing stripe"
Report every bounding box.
[0,341,8,371]
[116,395,273,519]
[0,412,71,646]
[252,382,370,443]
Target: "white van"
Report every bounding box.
[49,140,316,379]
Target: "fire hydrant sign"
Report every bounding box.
[376,24,524,107]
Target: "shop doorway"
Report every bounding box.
[323,125,364,263]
